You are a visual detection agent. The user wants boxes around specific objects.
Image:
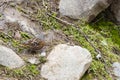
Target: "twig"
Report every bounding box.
[47,13,102,55]
[28,1,102,56]
[47,13,74,26]
[48,13,109,70]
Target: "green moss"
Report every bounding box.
[0,31,33,53]
[20,31,33,40]
[26,64,39,75]
[90,20,120,46]
[39,15,120,79]
[12,39,20,47]
[17,6,27,14]
[1,1,119,79]
[12,69,24,76]
[4,64,39,78]
[39,56,47,64]
[90,60,107,76]
[15,11,120,79]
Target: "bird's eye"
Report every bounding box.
[34,42,38,46]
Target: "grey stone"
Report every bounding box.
[28,57,40,65]
[0,20,6,31]
[3,7,42,37]
[41,44,92,80]
[43,31,55,43]
[109,0,120,25]
[0,45,24,69]
[96,54,102,60]
[40,51,47,57]
[113,62,120,80]
[59,0,112,22]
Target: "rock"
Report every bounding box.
[28,57,40,65]
[40,51,47,57]
[14,30,21,40]
[43,31,55,43]
[41,44,92,80]
[109,0,120,25]
[0,20,6,31]
[96,53,102,60]
[3,7,42,37]
[0,40,4,44]
[0,45,24,69]
[59,0,112,22]
[112,62,120,80]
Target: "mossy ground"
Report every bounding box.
[39,14,120,80]
[0,0,120,80]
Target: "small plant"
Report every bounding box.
[39,56,47,64]
[20,31,33,40]
[4,64,39,78]
[26,64,39,75]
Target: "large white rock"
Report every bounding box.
[41,44,92,80]
[0,45,24,69]
[59,0,112,22]
[3,7,42,38]
[113,62,120,80]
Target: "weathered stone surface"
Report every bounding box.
[28,57,40,65]
[113,62,120,80]
[3,7,42,38]
[0,0,23,4]
[59,0,111,22]
[0,20,6,31]
[43,30,55,43]
[0,45,24,69]
[41,44,92,80]
[0,77,18,80]
[110,0,120,25]
[40,51,47,57]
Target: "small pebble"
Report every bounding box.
[96,54,102,60]
[40,51,46,57]
[28,57,40,64]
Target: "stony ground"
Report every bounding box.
[0,0,120,80]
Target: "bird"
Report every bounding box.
[22,38,45,53]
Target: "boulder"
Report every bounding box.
[0,45,24,69]
[28,57,40,65]
[41,44,92,80]
[59,0,112,22]
[3,7,42,38]
[113,62,120,80]
[109,0,120,25]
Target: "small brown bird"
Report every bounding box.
[22,38,45,53]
